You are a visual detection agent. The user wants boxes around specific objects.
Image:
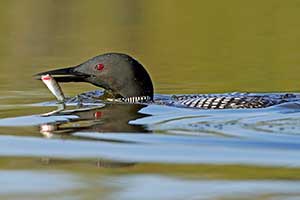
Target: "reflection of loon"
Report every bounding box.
[36,53,300,109]
[40,104,148,136]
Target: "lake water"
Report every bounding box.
[1,1,300,199]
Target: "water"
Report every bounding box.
[1,0,300,199]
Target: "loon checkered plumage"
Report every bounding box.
[35,53,300,109]
[167,93,296,109]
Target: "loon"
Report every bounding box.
[35,53,300,109]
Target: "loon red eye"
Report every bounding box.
[95,63,104,71]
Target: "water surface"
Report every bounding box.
[1,0,300,199]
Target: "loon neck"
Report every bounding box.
[104,88,153,103]
[108,95,152,103]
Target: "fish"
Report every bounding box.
[41,74,65,102]
[40,74,105,116]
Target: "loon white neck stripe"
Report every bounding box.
[114,96,151,103]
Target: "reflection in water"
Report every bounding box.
[38,103,147,168]
[0,98,300,168]
[1,169,300,200]
[110,175,300,200]
[40,103,148,137]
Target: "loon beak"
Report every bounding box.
[34,66,88,82]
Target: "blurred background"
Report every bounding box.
[1,0,300,99]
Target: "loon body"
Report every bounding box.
[36,53,300,109]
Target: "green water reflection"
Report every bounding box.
[1,0,300,97]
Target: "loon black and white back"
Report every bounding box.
[167,93,299,109]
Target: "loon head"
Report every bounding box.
[35,53,154,99]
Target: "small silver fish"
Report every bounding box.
[41,74,65,102]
